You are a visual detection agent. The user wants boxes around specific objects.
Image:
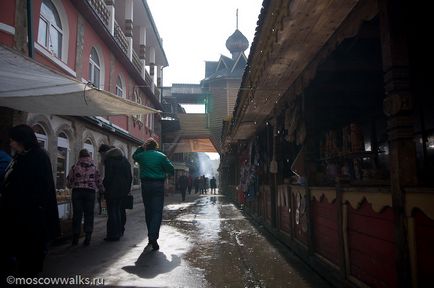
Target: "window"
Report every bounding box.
[37,0,63,58]
[33,124,48,150]
[133,162,140,185]
[89,47,101,88]
[83,139,95,159]
[56,132,69,190]
[116,76,124,97]
[134,91,144,123]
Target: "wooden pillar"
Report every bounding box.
[379,0,416,287]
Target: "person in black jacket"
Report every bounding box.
[98,145,132,241]
[0,124,60,278]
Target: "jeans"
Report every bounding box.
[72,188,96,235]
[141,180,164,242]
[106,198,122,239]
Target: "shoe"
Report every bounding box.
[71,234,79,246]
[83,234,91,246]
[104,237,120,242]
[150,240,159,251]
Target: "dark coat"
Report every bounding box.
[0,147,61,249]
[103,148,132,199]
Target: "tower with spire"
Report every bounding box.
[201,9,250,152]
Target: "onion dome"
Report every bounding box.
[225,29,249,54]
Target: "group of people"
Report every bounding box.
[0,124,174,278]
[67,143,132,246]
[193,175,218,195]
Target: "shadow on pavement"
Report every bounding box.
[122,250,181,279]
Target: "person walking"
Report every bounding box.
[200,175,206,194]
[210,176,217,194]
[133,138,174,251]
[194,176,200,194]
[187,174,192,195]
[178,173,189,201]
[0,124,60,277]
[0,148,12,194]
[67,149,104,246]
[98,144,132,241]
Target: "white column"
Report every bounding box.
[139,26,147,79]
[125,0,134,61]
[106,0,115,35]
[149,46,155,92]
[157,65,162,87]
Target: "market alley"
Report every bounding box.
[42,193,331,287]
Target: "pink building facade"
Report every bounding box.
[0,0,167,231]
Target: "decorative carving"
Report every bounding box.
[342,188,392,213]
[310,188,337,203]
[383,93,413,117]
[88,0,109,26]
[125,19,133,37]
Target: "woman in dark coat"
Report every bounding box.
[98,145,132,241]
[0,124,60,277]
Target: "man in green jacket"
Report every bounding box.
[133,138,174,250]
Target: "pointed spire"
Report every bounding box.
[236,9,239,30]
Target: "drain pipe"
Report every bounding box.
[26,0,34,58]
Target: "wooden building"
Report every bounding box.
[221,0,433,287]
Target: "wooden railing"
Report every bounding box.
[132,50,143,75]
[88,0,109,26]
[114,20,128,55]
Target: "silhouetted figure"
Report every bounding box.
[187,175,192,194]
[99,144,132,241]
[194,177,200,194]
[0,124,60,277]
[210,176,217,194]
[178,174,189,201]
[133,138,174,251]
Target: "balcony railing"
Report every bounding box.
[87,0,160,100]
[88,0,109,26]
[132,50,143,75]
[114,20,129,55]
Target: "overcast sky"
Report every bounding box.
[147,0,263,86]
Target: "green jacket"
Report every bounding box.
[132,147,174,180]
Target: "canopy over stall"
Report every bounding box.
[0,46,160,116]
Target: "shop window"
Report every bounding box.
[83,139,95,159]
[32,124,48,150]
[133,162,140,185]
[37,0,63,58]
[89,47,101,88]
[56,132,69,190]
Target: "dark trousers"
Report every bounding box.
[106,198,122,239]
[120,207,126,235]
[72,188,96,235]
[180,186,187,201]
[141,180,164,242]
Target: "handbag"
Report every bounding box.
[123,194,134,209]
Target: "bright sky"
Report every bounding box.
[147,0,263,86]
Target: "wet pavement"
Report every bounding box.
[43,192,331,287]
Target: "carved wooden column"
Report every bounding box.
[379,0,416,287]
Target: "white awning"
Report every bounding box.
[0,46,160,116]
